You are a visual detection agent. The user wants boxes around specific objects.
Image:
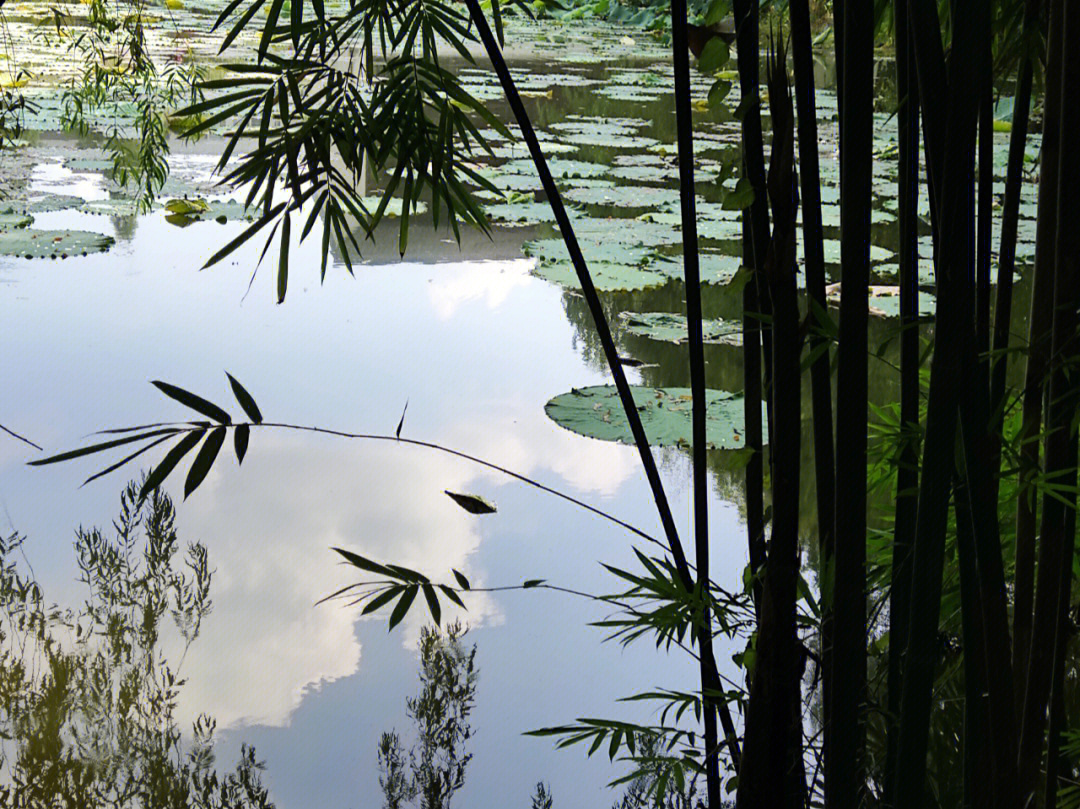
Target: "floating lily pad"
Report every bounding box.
[523,237,658,267]
[0,210,33,230]
[545,385,764,450]
[0,228,114,259]
[564,185,686,208]
[621,311,742,345]
[8,194,86,214]
[486,201,561,225]
[825,283,937,318]
[80,198,144,217]
[652,252,744,285]
[531,260,668,292]
[498,158,608,179]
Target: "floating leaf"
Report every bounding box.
[621,312,742,345]
[0,228,114,259]
[545,386,766,449]
[445,491,498,514]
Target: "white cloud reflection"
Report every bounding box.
[426,259,535,320]
[173,431,501,729]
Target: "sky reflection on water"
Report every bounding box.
[1,196,749,808]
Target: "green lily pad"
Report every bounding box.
[0,228,114,259]
[487,201,561,225]
[80,198,144,217]
[545,385,764,450]
[0,211,34,230]
[564,185,687,208]
[523,237,658,267]
[498,158,608,179]
[621,311,742,345]
[652,252,744,285]
[531,260,668,292]
[825,283,937,318]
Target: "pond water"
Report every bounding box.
[0,14,1042,808]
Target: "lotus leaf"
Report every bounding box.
[0,228,114,259]
[530,260,668,292]
[545,385,764,450]
[498,158,608,178]
[564,185,687,209]
[0,211,33,230]
[621,311,742,345]
[523,237,658,267]
[825,283,937,318]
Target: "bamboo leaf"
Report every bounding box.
[362,585,404,615]
[28,429,181,466]
[152,381,232,424]
[445,491,497,514]
[234,424,250,465]
[422,584,441,625]
[226,373,264,423]
[388,585,418,630]
[141,430,206,498]
[184,426,227,498]
[452,569,471,590]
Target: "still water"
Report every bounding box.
[0,16,1039,806]
[1,164,749,809]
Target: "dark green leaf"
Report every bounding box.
[152,381,232,424]
[445,490,497,514]
[28,428,182,466]
[388,585,418,630]
[141,430,206,498]
[363,585,404,614]
[83,434,176,486]
[334,548,395,577]
[452,569,471,590]
[185,426,227,498]
[523,579,545,588]
[234,424,250,465]
[422,584,441,625]
[226,373,263,423]
[277,210,291,303]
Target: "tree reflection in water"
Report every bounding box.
[0,480,273,808]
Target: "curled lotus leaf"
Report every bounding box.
[164,198,256,226]
[545,385,766,450]
[0,228,114,259]
[620,311,742,345]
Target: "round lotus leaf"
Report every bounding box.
[564,185,686,209]
[164,198,257,226]
[594,85,666,102]
[64,157,117,173]
[545,385,765,450]
[0,211,33,230]
[9,194,86,214]
[523,237,658,267]
[825,283,937,318]
[640,211,743,241]
[573,217,683,246]
[652,252,743,285]
[530,260,668,292]
[498,158,609,179]
[486,201,561,225]
[0,228,114,259]
[561,132,661,150]
[80,198,144,217]
[621,312,742,345]
[610,164,675,183]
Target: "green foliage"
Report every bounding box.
[376,622,478,809]
[0,481,273,808]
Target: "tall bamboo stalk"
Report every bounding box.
[788,3,836,772]
[669,0,722,801]
[826,0,871,801]
[1012,0,1061,705]
[884,5,920,802]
